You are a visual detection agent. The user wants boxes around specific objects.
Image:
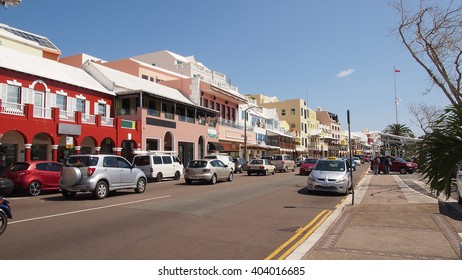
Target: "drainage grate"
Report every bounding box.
[278,226,302,233]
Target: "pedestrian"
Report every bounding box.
[372,155,380,175]
[384,156,391,174]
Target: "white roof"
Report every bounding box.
[0,46,114,95]
[83,61,195,105]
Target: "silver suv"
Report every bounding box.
[60,155,147,199]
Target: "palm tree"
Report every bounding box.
[417,106,462,198]
[382,123,415,138]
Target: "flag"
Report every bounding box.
[394,67,400,73]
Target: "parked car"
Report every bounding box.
[203,154,235,173]
[2,161,63,196]
[295,157,305,167]
[299,158,318,175]
[455,164,462,205]
[370,156,418,174]
[307,157,352,195]
[132,151,183,182]
[271,154,296,172]
[60,154,147,199]
[233,157,247,173]
[246,159,275,176]
[184,159,233,184]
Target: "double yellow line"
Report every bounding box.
[265,209,333,260]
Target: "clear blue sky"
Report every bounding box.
[0,0,451,135]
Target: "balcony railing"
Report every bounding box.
[1,101,24,116]
[33,106,52,119]
[101,116,114,127]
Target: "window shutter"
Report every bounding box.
[85,100,90,115]
[106,104,110,117]
[0,83,6,101]
[94,102,99,115]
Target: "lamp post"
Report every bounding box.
[243,106,262,161]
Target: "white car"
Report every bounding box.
[132,152,184,182]
[352,157,361,166]
[203,154,235,172]
[307,157,352,195]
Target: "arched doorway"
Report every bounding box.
[0,130,25,168]
[31,132,53,160]
[80,136,96,154]
[164,131,174,151]
[100,137,114,154]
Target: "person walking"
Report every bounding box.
[372,155,381,175]
[384,156,391,174]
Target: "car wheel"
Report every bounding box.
[227,172,233,181]
[28,181,42,196]
[458,194,462,205]
[174,171,181,180]
[135,178,146,193]
[284,166,288,173]
[239,167,243,173]
[272,170,275,175]
[0,210,7,235]
[247,172,252,176]
[400,167,407,174]
[155,172,163,182]
[264,169,268,176]
[210,174,217,184]
[61,190,76,199]
[185,179,192,185]
[94,181,108,199]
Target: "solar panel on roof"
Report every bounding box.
[0,25,59,51]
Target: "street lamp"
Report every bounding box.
[243,106,262,161]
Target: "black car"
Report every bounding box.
[233,157,246,173]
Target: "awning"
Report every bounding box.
[208,142,224,151]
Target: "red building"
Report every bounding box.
[0,46,140,167]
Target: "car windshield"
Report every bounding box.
[314,160,346,172]
[188,160,208,168]
[250,159,263,165]
[7,162,30,172]
[304,159,317,164]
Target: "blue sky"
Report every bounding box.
[0,0,451,135]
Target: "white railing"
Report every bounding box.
[59,110,75,122]
[101,116,114,127]
[1,101,24,116]
[81,114,95,124]
[33,106,52,119]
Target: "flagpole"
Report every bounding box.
[393,67,398,124]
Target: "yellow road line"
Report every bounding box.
[277,210,332,260]
[264,209,331,260]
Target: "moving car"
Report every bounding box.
[233,157,246,173]
[2,161,63,196]
[352,157,362,166]
[203,154,235,173]
[184,159,233,184]
[271,154,296,172]
[307,157,352,195]
[299,158,318,175]
[132,151,183,182]
[246,159,275,176]
[60,154,147,199]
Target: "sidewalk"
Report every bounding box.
[288,172,462,260]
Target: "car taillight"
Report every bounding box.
[260,166,264,169]
[87,167,96,177]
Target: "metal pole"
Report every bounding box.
[347,110,354,205]
[394,67,398,124]
[244,109,248,161]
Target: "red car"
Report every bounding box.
[299,158,318,175]
[2,161,63,196]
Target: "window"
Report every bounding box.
[76,98,85,113]
[162,156,172,164]
[210,101,214,110]
[7,85,20,104]
[56,94,66,111]
[141,75,149,80]
[116,157,131,168]
[291,108,295,115]
[153,156,163,164]
[97,103,106,115]
[281,109,286,116]
[103,157,118,168]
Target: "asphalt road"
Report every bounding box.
[0,164,368,260]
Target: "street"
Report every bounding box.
[0,165,368,260]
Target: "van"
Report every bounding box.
[132,151,184,182]
[203,154,235,172]
[271,154,296,172]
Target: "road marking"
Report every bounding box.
[265,209,332,260]
[9,195,171,225]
